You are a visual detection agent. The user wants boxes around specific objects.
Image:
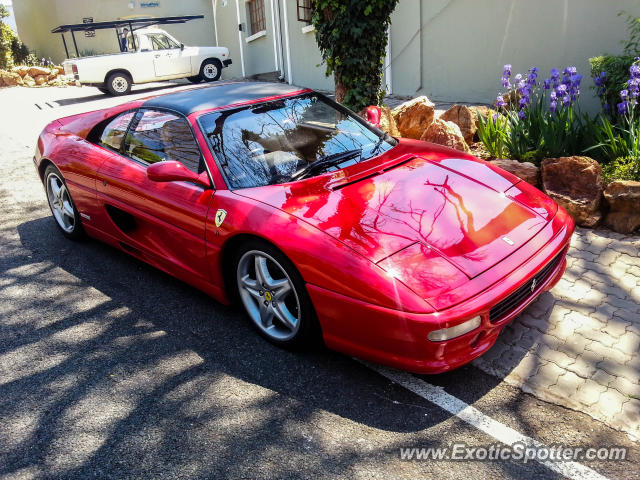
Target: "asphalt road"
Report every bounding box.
[0,82,638,480]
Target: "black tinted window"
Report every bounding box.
[100,111,135,151]
[199,94,395,189]
[124,110,203,173]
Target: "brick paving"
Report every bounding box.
[474,227,640,440]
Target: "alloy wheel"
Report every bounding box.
[46,173,75,233]
[236,250,301,341]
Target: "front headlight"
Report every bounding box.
[427,316,481,342]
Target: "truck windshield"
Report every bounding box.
[199,93,397,189]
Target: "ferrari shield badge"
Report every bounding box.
[215,209,227,227]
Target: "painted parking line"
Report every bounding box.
[361,361,609,480]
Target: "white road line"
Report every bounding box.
[361,362,610,480]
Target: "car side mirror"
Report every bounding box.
[180,43,185,51]
[365,105,381,128]
[147,161,209,188]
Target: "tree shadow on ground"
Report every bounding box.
[1,216,570,479]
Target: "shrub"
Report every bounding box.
[0,22,14,69]
[10,37,31,65]
[586,63,640,163]
[589,54,636,119]
[602,156,640,182]
[589,11,640,120]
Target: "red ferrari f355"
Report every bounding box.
[34,82,574,373]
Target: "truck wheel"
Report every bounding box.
[199,59,222,82]
[97,87,109,94]
[106,72,132,96]
[187,75,202,84]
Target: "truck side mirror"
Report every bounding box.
[180,43,185,51]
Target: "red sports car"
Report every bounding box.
[34,82,574,373]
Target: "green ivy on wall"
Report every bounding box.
[311,0,398,113]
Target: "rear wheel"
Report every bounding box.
[106,72,132,96]
[186,75,202,84]
[96,87,109,94]
[232,240,320,349]
[199,59,222,82]
[44,164,85,240]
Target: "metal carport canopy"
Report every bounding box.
[51,15,204,58]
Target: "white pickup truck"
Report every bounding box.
[63,27,231,95]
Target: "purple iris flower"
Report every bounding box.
[618,101,628,115]
[543,78,551,89]
[550,90,557,100]
[630,65,640,78]
[503,64,512,76]
[502,76,510,88]
[550,100,557,112]
[496,95,506,108]
[563,95,571,107]
[621,89,629,100]
[518,110,526,119]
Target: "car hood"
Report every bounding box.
[237,142,556,280]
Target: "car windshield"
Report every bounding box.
[198,93,397,189]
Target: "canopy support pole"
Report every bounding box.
[71,30,79,57]
[61,33,69,59]
[129,22,137,51]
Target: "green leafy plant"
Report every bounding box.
[590,54,636,120]
[589,11,640,120]
[602,156,640,182]
[311,0,399,112]
[476,113,507,159]
[0,5,14,69]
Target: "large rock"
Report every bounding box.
[603,180,640,233]
[1,71,23,86]
[541,156,603,227]
[28,66,51,77]
[34,74,47,86]
[391,96,435,139]
[378,105,400,137]
[440,105,477,144]
[420,118,470,153]
[22,74,36,87]
[11,65,30,77]
[489,159,540,187]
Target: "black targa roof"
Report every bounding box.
[142,82,309,117]
[51,15,204,58]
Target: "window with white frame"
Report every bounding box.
[246,0,266,35]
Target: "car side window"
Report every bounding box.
[123,109,203,173]
[148,34,178,51]
[99,111,135,151]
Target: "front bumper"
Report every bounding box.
[308,209,574,374]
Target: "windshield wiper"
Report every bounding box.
[292,149,362,180]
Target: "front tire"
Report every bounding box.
[44,165,85,240]
[106,72,132,96]
[187,75,202,84]
[199,59,222,82]
[232,240,320,349]
[96,87,109,94]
